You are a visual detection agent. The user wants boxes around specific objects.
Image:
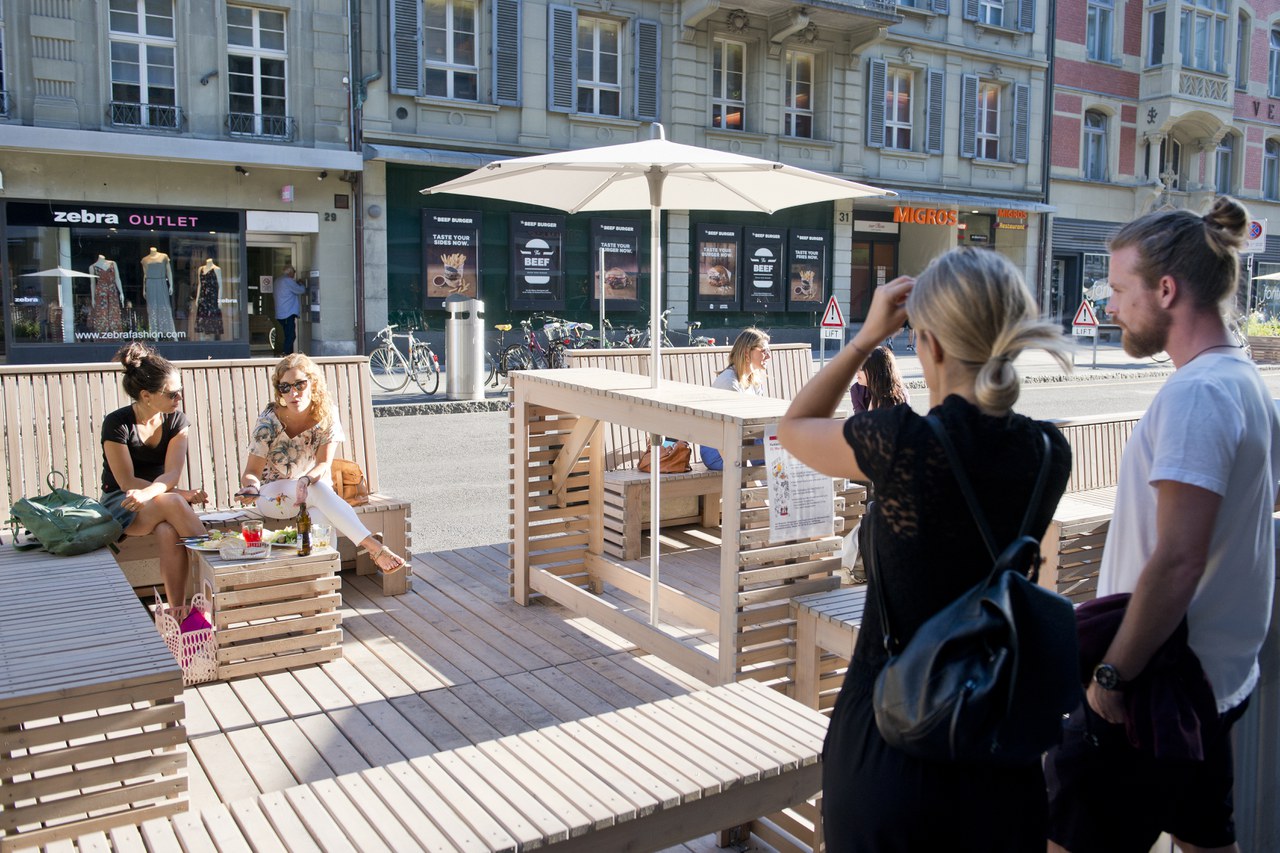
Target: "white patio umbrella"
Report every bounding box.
[19,267,99,341]
[427,124,891,623]
[19,266,97,280]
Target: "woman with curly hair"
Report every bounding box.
[236,354,406,573]
[849,345,910,413]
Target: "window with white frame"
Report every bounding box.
[1083,110,1108,181]
[1236,12,1249,90]
[227,6,288,138]
[1215,134,1234,194]
[1265,140,1280,200]
[1270,28,1280,96]
[1180,0,1228,74]
[784,50,813,139]
[108,0,177,128]
[1088,0,1114,61]
[885,68,913,150]
[712,38,746,131]
[976,81,1000,160]
[576,17,620,116]
[1148,3,1167,66]
[979,0,1005,27]
[425,0,478,100]
[1158,137,1183,188]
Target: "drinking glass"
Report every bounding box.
[312,524,331,550]
[241,520,264,545]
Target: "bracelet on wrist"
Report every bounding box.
[300,475,312,487]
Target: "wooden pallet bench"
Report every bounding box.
[0,356,411,596]
[0,544,186,852]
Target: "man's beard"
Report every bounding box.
[1120,310,1171,359]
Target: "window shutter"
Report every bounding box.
[634,18,661,121]
[1018,0,1035,32]
[962,0,979,21]
[493,0,521,105]
[548,5,577,112]
[866,58,887,148]
[390,0,422,96]
[931,0,950,13]
[926,68,945,154]
[1013,82,1030,163]
[960,73,978,158]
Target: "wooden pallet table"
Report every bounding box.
[1038,487,1116,603]
[193,546,343,680]
[791,586,867,713]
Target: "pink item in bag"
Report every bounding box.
[179,607,211,634]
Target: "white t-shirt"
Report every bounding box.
[1098,350,1280,711]
[712,366,763,395]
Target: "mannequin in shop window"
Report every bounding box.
[141,247,176,338]
[89,255,124,334]
[194,258,224,337]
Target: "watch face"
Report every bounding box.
[1094,663,1120,690]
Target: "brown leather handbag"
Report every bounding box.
[330,459,370,506]
[637,441,693,474]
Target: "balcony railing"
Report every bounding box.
[225,112,296,142]
[108,101,183,130]
[1178,70,1230,104]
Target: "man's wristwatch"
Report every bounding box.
[1092,662,1127,691]
[300,475,312,487]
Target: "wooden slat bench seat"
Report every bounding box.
[791,586,867,713]
[602,465,723,561]
[55,680,829,852]
[0,357,411,596]
[0,543,186,851]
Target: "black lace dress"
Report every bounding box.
[823,395,1072,853]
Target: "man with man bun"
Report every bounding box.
[1047,197,1280,852]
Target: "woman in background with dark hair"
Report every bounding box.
[850,345,910,413]
[101,343,207,608]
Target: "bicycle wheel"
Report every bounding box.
[502,344,533,373]
[548,343,569,369]
[411,346,441,395]
[368,346,409,391]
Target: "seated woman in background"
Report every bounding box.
[100,343,207,608]
[701,328,770,471]
[850,345,910,413]
[235,354,406,574]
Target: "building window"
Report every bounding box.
[1180,0,1229,74]
[227,6,289,139]
[712,38,746,131]
[1158,137,1182,189]
[425,0,478,100]
[1148,5,1167,66]
[108,0,178,129]
[1083,110,1108,181]
[976,82,1000,160]
[1215,135,1234,194]
[1236,12,1249,90]
[979,0,1004,27]
[784,50,813,139]
[1088,0,1114,61]
[885,68,913,150]
[1266,141,1280,200]
[1270,29,1280,96]
[575,17,620,116]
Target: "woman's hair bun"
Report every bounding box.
[115,342,152,372]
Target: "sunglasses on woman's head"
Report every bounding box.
[277,379,309,395]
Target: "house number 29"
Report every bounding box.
[324,212,338,222]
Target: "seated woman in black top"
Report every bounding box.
[101,343,206,608]
[779,248,1073,853]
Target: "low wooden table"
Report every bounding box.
[791,586,867,711]
[193,546,342,680]
[1039,486,1116,603]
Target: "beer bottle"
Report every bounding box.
[297,502,312,556]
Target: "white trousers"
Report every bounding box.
[256,479,373,546]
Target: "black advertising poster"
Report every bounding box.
[787,228,829,311]
[590,219,642,308]
[695,224,740,312]
[742,226,786,312]
[509,213,566,310]
[422,209,482,303]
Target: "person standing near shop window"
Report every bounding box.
[274,265,307,355]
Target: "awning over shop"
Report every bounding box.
[363,143,503,170]
[867,189,1055,214]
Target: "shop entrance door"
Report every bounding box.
[246,243,296,356]
[850,240,898,321]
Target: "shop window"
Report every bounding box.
[5,203,243,347]
[1083,110,1108,181]
[784,50,814,139]
[423,0,478,100]
[108,0,178,130]
[1087,0,1113,61]
[1180,0,1229,74]
[867,60,945,154]
[712,37,746,131]
[577,16,621,116]
[1083,252,1111,316]
[227,6,290,140]
[1148,5,1167,66]
[1270,28,1280,96]
[1236,12,1249,90]
[1215,134,1235,195]
[1264,140,1279,201]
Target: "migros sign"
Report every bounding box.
[893,206,958,226]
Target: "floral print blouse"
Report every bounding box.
[246,405,346,482]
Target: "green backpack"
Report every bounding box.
[9,472,124,557]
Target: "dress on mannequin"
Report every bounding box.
[195,260,224,335]
[89,256,124,333]
[141,248,176,337]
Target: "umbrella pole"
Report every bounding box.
[599,246,606,350]
[648,195,663,626]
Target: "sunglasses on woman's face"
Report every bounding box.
[277,379,310,396]
[162,389,183,401]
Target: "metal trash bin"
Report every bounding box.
[444,294,485,401]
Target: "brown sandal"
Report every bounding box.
[360,534,407,574]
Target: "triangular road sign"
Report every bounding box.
[821,295,845,328]
[1072,299,1098,328]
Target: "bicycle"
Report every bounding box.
[685,320,716,347]
[368,324,441,394]
[634,308,678,348]
[502,318,554,371]
[484,323,517,387]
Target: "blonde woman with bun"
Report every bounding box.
[701,328,770,470]
[778,247,1074,851]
